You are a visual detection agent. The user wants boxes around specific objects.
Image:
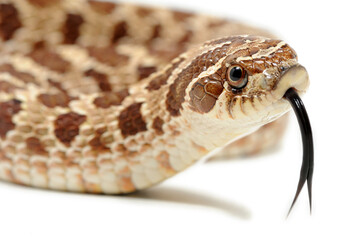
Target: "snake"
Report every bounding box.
[0,0,313,214]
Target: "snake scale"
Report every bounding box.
[0,0,311,208]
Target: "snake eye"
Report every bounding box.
[227,65,248,89]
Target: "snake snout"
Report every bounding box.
[276,64,310,100]
[272,64,309,99]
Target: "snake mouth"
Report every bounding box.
[277,64,309,98]
[274,64,310,100]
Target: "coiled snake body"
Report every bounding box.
[0,0,309,195]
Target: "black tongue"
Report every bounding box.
[284,88,314,217]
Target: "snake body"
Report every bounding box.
[0,0,309,193]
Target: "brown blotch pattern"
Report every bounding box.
[29,48,70,73]
[0,80,18,93]
[33,40,46,49]
[190,76,224,113]
[47,78,67,93]
[150,24,162,40]
[84,69,112,91]
[0,99,22,138]
[88,0,116,14]
[178,30,193,45]
[138,65,157,80]
[93,89,129,108]
[54,112,86,145]
[26,137,47,155]
[27,0,60,7]
[0,3,21,41]
[172,10,193,22]
[112,21,128,43]
[136,6,153,17]
[62,13,84,44]
[147,43,185,63]
[38,93,76,108]
[118,102,147,138]
[166,44,230,116]
[89,127,110,152]
[152,116,164,135]
[146,57,184,91]
[88,46,129,67]
[0,64,38,85]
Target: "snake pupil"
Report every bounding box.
[228,65,248,89]
[229,66,243,81]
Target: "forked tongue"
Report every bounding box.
[284,88,314,217]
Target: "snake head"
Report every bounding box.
[186,35,309,128]
[184,36,313,213]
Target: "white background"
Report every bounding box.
[1,0,360,239]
